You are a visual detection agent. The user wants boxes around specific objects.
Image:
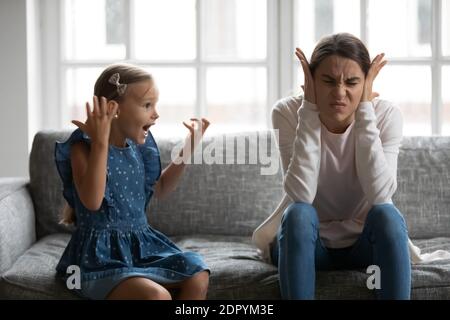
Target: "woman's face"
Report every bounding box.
[313,54,365,133]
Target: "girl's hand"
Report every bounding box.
[362,53,387,102]
[182,118,210,151]
[295,48,316,104]
[71,96,118,146]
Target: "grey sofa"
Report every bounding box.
[1,130,450,299]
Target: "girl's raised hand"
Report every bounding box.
[362,53,387,102]
[182,118,210,151]
[71,96,119,146]
[295,48,316,104]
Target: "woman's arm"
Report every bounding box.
[355,53,403,205]
[281,48,322,204]
[282,100,322,204]
[355,101,403,205]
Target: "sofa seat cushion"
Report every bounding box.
[1,234,450,299]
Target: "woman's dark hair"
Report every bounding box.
[94,63,153,102]
[309,33,371,77]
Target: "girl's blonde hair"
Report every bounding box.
[94,63,153,102]
[60,202,76,226]
[60,63,153,226]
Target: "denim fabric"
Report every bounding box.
[271,202,411,299]
[53,129,209,299]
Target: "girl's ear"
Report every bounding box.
[107,100,120,118]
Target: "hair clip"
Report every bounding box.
[108,73,127,96]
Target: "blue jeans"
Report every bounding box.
[270,202,411,300]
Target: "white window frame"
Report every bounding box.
[40,0,450,135]
[288,0,450,135]
[41,0,280,133]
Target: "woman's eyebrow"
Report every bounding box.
[345,77,361,82]
[321,74,361,81]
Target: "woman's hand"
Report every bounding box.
[182,118,210,152]
[72,96,118,147]
[362,53,387,102]
[295,48,316,104]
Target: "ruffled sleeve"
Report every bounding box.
[54,129,114,209]
[137,131,162,207]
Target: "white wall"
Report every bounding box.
[0,0,41,178]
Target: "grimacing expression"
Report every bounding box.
[117,79,159,145]
[313,55,365,133]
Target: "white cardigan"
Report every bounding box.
[252,96,450,264]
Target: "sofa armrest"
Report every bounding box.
[0,178,36,274]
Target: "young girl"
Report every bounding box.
[55,63,210,300]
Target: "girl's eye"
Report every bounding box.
[346,82,357,87]
[324,80,334,84]
[145,103,152,109]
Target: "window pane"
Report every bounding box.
[134,0,196,60]
[64,68,103,128]
[148,68,196,137]
[63,0,126,60]
[442,67,450,135]
[368,0,432,57]
[443,0,450,56]
[206,67,267,131]
[376,66,431,135]
[203,0,266,60]
[295,0,360,58]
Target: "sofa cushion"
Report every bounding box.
[29,131,450,240]
[29,131,75,239]
[29,131,284,239]
[394,137,450,239]
[1,234,450,299]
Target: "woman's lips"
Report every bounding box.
[330,102,347,111]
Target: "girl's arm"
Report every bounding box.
[71,96,118,211]
[282,48,321,204]
[154,118,210,199]
[153,161,186,200]
[71,141,109,211]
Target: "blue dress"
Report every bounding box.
[54,129,209,299]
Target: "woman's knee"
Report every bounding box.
[280,202,318,235]
[367,204,408,240]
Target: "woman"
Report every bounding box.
[252,33,411,299]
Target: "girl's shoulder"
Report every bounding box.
[54,128,90,208]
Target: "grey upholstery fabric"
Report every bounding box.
[28,132,450,239]
[149,132,284,236]
[0,178,36,274]
[29,131,74,239]
[1,130,449,299]
[394,137,450,239]
[1,234,449,299]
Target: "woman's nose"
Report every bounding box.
[332,84,346,99]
